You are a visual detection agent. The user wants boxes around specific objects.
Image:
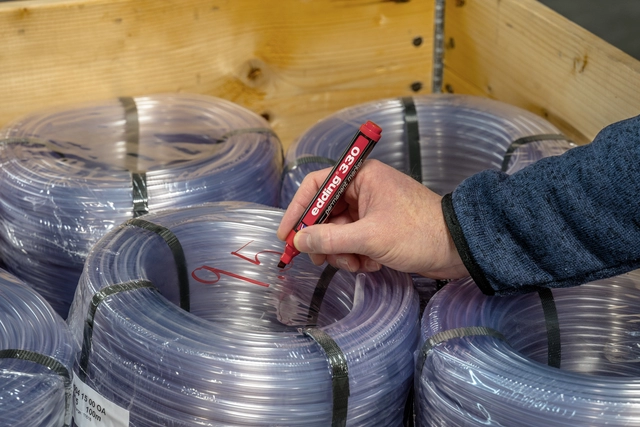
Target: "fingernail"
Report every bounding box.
[336,257,352,272]
[365,259,381,271]
[293,231,310,252]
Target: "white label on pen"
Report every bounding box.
[72,375,130,427]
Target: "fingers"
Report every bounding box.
[277,167,333,241]
[316,254,380,273]
[293,222,368,256]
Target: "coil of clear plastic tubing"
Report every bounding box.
[0,93,284,318]
[279,94,575,207]
[415,270,640,426]
[66,202,420,426]
[0,268,74,427]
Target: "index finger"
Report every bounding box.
[277,167,332,240]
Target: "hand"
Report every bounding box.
[277,159,469,279]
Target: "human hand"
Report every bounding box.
[277,159,469,279]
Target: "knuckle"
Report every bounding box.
[318,226,337,254]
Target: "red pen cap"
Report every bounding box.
[360,120,382,140]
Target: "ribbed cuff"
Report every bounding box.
[441,193,495,295]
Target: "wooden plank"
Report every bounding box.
[442,0,640,143]
[0,0,434,149]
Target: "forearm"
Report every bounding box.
[444,114,640,295]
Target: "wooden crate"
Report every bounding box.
[1,0,639,149]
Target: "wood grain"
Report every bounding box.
[442,0,640,143]
[0,0,434,149]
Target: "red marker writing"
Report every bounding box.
[278,120,382,268]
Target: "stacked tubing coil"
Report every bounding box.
[66,202,420,426]
[279,94,575,207]
[0,93,283,318]
[416,271,640,426]
[0,268,74,427]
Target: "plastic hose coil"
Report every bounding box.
[0,93,283,317]
[280,94,574,207]
[416,271,640,426]
[66,202,420,426]
[0,268,74,427]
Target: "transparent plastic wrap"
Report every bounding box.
[280,94,575,207]
[0,93,284,317]
[0,268,74,427]
[66,202,420,426]
[415,271,640,426]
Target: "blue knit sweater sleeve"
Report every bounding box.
[443,114,640,296]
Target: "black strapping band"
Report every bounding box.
[78,280,156,382]
[416,326,507,378]
[0,349,70,385]
[282,155,336,176]
[538,288,561,368]
[303,328,350,427]
[131,172,149,218]
[119,96,150,219]
[306,264,339,326]
[125,218,190,312]
[119,96,141,173]
[441,193,494,295]
[401,97,422,183]
[501,134,570,172]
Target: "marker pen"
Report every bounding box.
[278,120,382,268]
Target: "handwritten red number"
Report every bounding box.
[191,241,290,288]
[230,240,282,265]
[191,265,270,287]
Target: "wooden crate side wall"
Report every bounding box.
[442,0,640,143]
[0,0,434,149]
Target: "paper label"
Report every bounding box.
[72,375,130,427]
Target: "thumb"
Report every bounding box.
[293,222,369,256]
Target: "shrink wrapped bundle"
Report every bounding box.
[0,268,74,427]
[66,202,420,426]
[416,271,640,426]
[280,94,574,207]
[0,93,283,317]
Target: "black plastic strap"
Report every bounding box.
[402,387,415,427]
[0,349,70,385]
[131,172,149,217]
[119,96,141,173]
[416,326,507,378]
[401,97,422,183]
[283,155,336,176]
[125,218,190,312]
[441,194,494,295]
[306,264,339,326]
[78,280,156,381]
[220,127,278,141]
[538,288,561,368]
[501,134,570,172]
[119,97,150,219]
[303,328,350,427]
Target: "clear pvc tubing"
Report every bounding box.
[416,271,640,426]
[279,94,575,207]
[0,268,74,427]
[0,93,283,318]
[66,202,420,426]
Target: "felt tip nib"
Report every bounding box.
[278,261,286,269]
